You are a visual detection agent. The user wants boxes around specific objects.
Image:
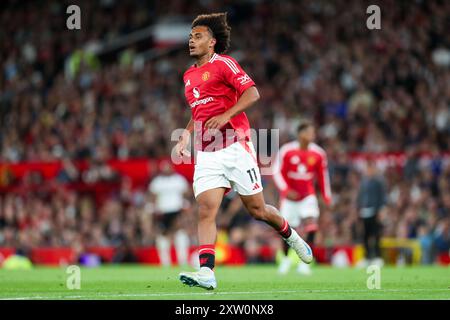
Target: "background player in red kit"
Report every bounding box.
[175,13,313,290]
[273,120,332,275]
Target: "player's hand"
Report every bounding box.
[204,113,230,130]
[286,189,300,201]
[175,132,191,158]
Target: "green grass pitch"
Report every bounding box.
[0,265,448,300]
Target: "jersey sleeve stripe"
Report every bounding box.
[219,56,240,73]
[323,165,332,200]
[216,57,238,74]
[272,141,298,192]
[273,173,288,192]
[209,53,218,62]
[309,142,332,201]
[215,57,239,74]
[308,143,326,157]
[272,154,287,190]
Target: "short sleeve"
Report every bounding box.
[217,55,255,97]
[177,175,188,192]
[149,177,159,194]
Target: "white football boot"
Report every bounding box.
[278,256,292,275]
[179,267,217,290]
[297,261,312,276]
[284,229,313,264]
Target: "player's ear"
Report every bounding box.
[209,38,216,49]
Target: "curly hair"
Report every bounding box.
[192,12,231,54]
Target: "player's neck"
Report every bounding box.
[299,141,309,150]
[196,51,214,67]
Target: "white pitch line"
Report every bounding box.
[1,288,449,300]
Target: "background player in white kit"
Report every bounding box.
[149,160,191,267]
[273,120,332,275]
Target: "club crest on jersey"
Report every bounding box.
[193,87,200,99]
[202,71,210,81]
[307,156,316,166]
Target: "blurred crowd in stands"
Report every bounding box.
[0,0,449,264]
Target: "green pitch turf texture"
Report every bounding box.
[0,265,448,300]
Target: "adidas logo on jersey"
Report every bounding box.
[252,183,261,191]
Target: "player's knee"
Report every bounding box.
[197,202,218,221]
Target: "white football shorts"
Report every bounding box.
[279,194,320,228]
[193,141,263,198]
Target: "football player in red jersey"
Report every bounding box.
[176,13,313,290]
[273,120,332,275]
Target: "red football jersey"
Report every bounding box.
[272,141,332,205]
[183,53,256,151]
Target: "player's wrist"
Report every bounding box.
[222,111,232,121]
[179,130,191,142]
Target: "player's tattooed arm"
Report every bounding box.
[204,86,260,129]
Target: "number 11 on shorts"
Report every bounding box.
[246,168,258,183]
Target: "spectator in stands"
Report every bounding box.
[56,157,79,184]
[82,158,119,184]
[112,240,138,263]
[434,219,450,256]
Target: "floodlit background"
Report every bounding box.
[0,0,449,269]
